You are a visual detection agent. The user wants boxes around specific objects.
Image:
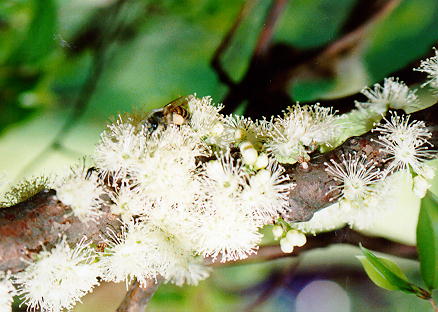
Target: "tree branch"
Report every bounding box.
[252,0,289,58]
[210,0,256,87]
[211,226,418,267]
[1,104,436,274]
[116,280,161,312]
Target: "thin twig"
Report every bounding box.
[210,226,418,267]
[253,0,289,57]
[116,280,161,312]
[318,0,401,60]
[429,298,438,312]
[211,0,256,87]
[243,259,299,312]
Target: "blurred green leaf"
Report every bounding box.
[9,0,57,64]
[417,191,438,290]
[275,0,357,48]
[358,245,414,293]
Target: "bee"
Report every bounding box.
[96,242,107,253]
[144,96,190,133]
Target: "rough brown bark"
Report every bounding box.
[0,190,120,273]
[116,281,161,312]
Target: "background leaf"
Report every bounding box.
[417,191,438,290]
[8,0,57,64]
[358,245,415,294]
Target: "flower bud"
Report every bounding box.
[286,230,307,247]
[420,165,435,180]
[211,122,224,136]
[272,225,283,239]
[255,169,271,184]
[413,175,430,198]
[280,238,294,253]
[234,129,244,141]
[240,142,258,165]
[254,153,269,170]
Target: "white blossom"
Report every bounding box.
[357,77,419,113]
[240,161,293,222]
[187,95,228,148]
[15,237,100,312]
[108,182,148,222]
[280,237,294,253]
[55,165,104,223]
[203,151,246,197]
[272,224,284,239]
[193,205,262,262]
[265,104,338,163]
[224,115,270,148]
[94,118,146,175]
[101,221,210,287]
[415,48,438,91]
[325,153,382,202]
[285,230,307,247]
[0,271,15,312]
[372,112,435,174]
[132,126,205,206]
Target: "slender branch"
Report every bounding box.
[252,0,289,58]
[116,280,161,312]
[243,260,299,312]
[429,298,438,312]
[211,0,256,87]
[316,0,400,60]
[211,226,418,267]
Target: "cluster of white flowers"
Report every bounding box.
[356,77,420,114]
[55,165,104,223]
[6,48,438,312]
[415,48,438,92]
[372,112,434,174]
[265,104,340,164]
[316,112,435,230]
[15,237,100,312]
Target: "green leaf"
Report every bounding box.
[417,191,438,290]
[9,0,57,64]
[358,245,415,293]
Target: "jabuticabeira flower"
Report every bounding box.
[15,237,100,312]
[415,48,438,91]
[356,77,419,114]
[325,153,382,203]
[55,165,104,223]
[108,181,148,222]
[0,271,15,312]
[187,95,229,148]
[240,162,293,222]
[265,104,339,164]
[94,117,147,176]
[372,112,435,175]
[100,220,210,287]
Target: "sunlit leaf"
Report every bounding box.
[417,191,438,290]
[9,0,57,64]
[358,245,415,293]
